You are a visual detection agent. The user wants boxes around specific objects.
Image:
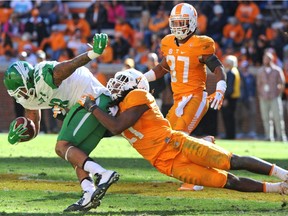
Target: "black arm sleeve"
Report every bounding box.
[204,55,222,72]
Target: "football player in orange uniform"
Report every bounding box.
[80,69,288,196]
[144,2,227,191]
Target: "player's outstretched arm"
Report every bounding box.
[53,33,108,86]
[79,95,149,134]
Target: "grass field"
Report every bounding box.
[0,133,288,215]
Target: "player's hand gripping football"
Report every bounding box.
[8,119,29,144]
[92,33,108,55]
[78,95,98,112]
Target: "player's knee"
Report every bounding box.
[229,154,241,169]
[209,172,227,188]
[55,141,70,158]
[224,173,240,190]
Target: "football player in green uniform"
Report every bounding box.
[3,33,119,212]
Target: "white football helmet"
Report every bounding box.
[169,3,197,40]
[107,68,150,100]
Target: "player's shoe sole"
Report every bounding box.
[280,181,288,195]
[178,183,204,191]
[63,193,101,212]
[91,171,120,204]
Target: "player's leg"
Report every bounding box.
[166,92,209,134]
[167,92,209,190]
[224,172,288,194]
[172,154,288,194]
[56,106,105,212]
[57,95,119,211]
[171,153,228,188]
[230,154,288,181]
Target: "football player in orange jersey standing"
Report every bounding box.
[79,69,288,197]
[144,3,227,191]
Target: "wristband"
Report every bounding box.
[87,50,100,60]
[144,69,156,82]
[216,80,227,93]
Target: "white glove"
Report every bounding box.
[52,105,67,118]
[108,106,119,116]
[208,80,226,110]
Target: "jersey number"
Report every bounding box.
[122,127,144,145]
[49,98,69,108]
[166,55,189,83]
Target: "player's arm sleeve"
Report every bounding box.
[204,54,223,73]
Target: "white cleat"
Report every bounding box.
[280,181,288,195]
[64,190,100,212]
[178,183,204,191]
[201,135,215,144]
[91,170,120,204]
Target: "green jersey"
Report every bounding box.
[20,61,110,110]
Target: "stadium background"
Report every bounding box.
[0,0,287,138]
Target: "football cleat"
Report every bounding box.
[280,181,288,195]
[178,183,204,191]
[201,135,215,144]
[94,173,102,185]
[63,190,101,212]
[91,170,120,205]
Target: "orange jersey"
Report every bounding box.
[119,89,231,185]
[119,89,177,164]
[161,34,215,99]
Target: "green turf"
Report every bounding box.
[0,133,288,215]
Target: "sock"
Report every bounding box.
[264,182,282,193]
[80,177,95,193]
[269,164,288,180]
[83,158,106,176]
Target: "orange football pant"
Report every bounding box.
[166,91,209,134]
[154,131,232,188]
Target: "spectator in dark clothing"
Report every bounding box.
[24,8,49,46]
[245,14,269,45]
[35,0,59,26]
[85,2,108,33]
[221,55,241,139]
[111,31,130,62]
[269,24,287,62]
[207,4,227,44]
[236,60,257,139]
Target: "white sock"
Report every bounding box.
[83,160,106,176]
[270,165,288,180]
[81,178,95,193]
[264,182,282,193]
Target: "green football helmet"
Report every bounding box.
[3,61,35,103]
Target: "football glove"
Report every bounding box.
[208,80,226,110]
[78,95,98,112]
[8,119,29,145]
[92,33,108,55]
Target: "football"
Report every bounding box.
[14,117,36,142]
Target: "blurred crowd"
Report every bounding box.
[0,0,288,140]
